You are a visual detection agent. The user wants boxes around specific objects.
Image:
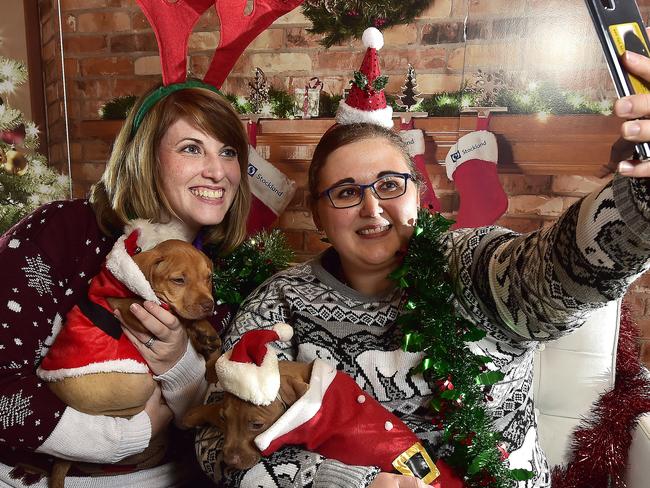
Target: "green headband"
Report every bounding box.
[131,80,223,136]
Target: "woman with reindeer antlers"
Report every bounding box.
[196,29,650,488]
[0,0,305,487]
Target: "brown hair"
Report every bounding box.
[89,82,251,254]
[307,123,421,204]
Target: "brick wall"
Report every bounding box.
[38,0,650,365]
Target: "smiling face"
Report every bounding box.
[157,117,242,236]
[313,137,420,278]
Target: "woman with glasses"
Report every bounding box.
[200,79,650,487]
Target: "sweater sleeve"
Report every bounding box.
[0,200,113,451]
[195,277,380,488]
[444,174,650,342]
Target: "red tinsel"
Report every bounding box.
[552,305,650,488]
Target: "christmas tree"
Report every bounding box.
[398,64,422,111]
[248,67,271,114]
[0,55,67,234]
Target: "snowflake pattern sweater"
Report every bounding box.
[195,174,650,488]
[0,200,231,487]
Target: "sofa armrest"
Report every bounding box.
[626,412,650,488]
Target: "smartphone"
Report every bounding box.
[585,0,650,159]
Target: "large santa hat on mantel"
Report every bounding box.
[37,220,193,382]
[336,27,394,129]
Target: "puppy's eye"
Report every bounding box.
[170,277,185,285]
[249,421,266,431]
[219,410,225,421]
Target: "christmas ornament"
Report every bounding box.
[248,68,271,114]
[302,0,432,47]
[389,209,534,486]
[0,123,26,146]
[398,64,423,111]
[3,149,28,175]
[294,77,323,118]
[444,129,507,229]
[336,27,393,128]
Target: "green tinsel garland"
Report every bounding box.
[390,210,534,487]
[209,229,294,306]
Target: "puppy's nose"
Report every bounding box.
[200,299,214,314]
[224,452,241,466]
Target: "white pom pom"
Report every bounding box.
[362,27,384,50]
[273,323,294,342]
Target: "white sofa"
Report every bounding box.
[533,300,650,485]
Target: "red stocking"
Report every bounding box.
[445,129,507,229]
[399,120,440,212]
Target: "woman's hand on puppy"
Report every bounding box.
[369,473,428,488]
[144,384,173,438]
[117,301,189,375]
[615,30,650,178]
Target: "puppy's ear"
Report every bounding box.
[279,375,310,406]
[182,402,224,429]
[132,249,164,283]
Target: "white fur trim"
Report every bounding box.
[336,100,394,129]
[444,130,498,180]
[255,359,337,452]
[362,27,384,50]
[273,323,293,342]
[36,359,149,382]
[105,235,160,304]
[399,129,425,157]
[215,347,280,406]
[123,219,193,252]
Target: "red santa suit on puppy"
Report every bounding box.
[215,327,465,487]
[37,220,192,382]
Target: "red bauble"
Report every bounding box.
[0,124,26,146]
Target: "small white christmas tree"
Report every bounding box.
[0,55,67,234]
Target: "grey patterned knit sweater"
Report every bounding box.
[195,174,650,488]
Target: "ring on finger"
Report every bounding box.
[143,336,157,349]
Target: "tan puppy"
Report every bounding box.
[184,361,312,469]
[47,239,221,417]
[108,239,221,366]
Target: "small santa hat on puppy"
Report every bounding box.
[336,27,393,129]
[215,324,294,406]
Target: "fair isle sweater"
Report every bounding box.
[196,174,650,488]
[0,200,228,488]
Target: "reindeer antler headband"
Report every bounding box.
[132,0,306,133]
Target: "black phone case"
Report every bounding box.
[585,0,650,159]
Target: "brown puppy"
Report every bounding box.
[184,361,312,469]
[108,239,221,369]
[47,239,221,418]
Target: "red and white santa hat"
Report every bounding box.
[215,324,294,406]
[336,27,393,129]
[105,219,194,304]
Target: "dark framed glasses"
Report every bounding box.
[319,173,413,209]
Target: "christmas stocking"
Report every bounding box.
[444,130,507,229]
[246,145,297,235]
[399,121,440,212]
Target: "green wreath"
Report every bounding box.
[302,0,433,47]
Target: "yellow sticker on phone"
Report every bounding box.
[609,22,650,94]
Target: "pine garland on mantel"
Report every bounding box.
[390,209,534,487]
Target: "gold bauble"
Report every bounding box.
[4,149,28,175]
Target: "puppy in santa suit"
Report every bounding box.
[184,325,465,487]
